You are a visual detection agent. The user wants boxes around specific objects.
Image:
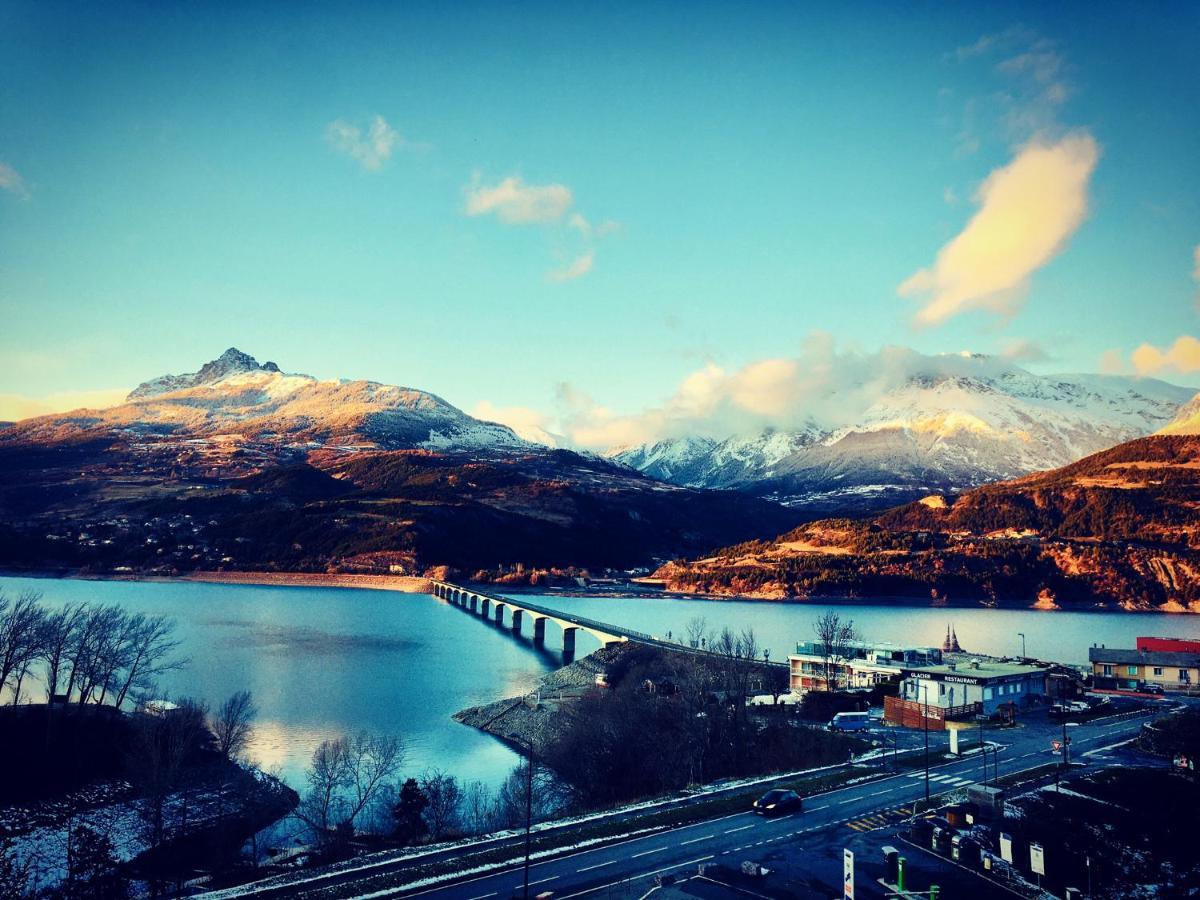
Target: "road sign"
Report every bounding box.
[999,832,1013,864]
[1052,740,1062,751]
[1030,842,1045,876]
[843,848,854,899]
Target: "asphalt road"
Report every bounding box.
[295,706,1155,900]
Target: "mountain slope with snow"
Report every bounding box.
[614,358,1195,512]
[1159,392,1200,436]
[4,348,530,452]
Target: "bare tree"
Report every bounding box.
[41,603,85,702]
[295,731,405,842]
[462,780,495,836]
[683,616,709,650]
[113,614,183,708]
[211,690,258,761]
[420,769,463,841]
[812,611,859,691]
[0,591,47,703]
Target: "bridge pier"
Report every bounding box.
[511,609,524,634]
[494,603,506,624]
[533,616,546,644]
[562,626,577,655]
[470,596,478,613]
[481,598,490,618]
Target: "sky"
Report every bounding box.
[1,1,1198,444]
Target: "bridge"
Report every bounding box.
[429,580,654,655]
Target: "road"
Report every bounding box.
[255,705,1156,899]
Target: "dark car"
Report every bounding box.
[752,789,803,815]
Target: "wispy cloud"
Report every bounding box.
[547,251,594,283]
[326,115,402,171]
[465,174,615,282]
[464,175,573,225]
[1000,338,1054,364]
[1130,336,1200,376]
[0,161,28,198]
[0,388,130,422]
[899,132,1099,326]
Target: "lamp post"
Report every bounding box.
[507,732,535,900]
[921,681,931,803]
[1017,632,1026,658]
[977,715,986,784]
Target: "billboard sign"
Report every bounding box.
[843,848,854,899]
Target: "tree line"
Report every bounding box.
[0,590,182,708]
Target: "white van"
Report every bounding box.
[829,711,872,732]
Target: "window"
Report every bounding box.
[1127,665,1139,676]
[1153,667,1164,676]
[1102,665,1113,676]
[984,687,993,700]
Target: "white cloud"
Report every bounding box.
[899,132,1099,326]
[0,388,129,422]
[554,338,1057,451]
[471,400,564,447]
[547,251,594,283]
[999,338,1054,364]
[326,115,401,171]
[464,175,573,225]
[0,161,28,198]
[1130,336,1200,376]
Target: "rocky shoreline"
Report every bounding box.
[453,644,636,752]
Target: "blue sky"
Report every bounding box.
[1,1,1198,440]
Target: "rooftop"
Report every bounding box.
[1090,647,1200,668]
[902,660,1048,679]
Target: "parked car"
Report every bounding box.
[752,789,803,815]
[1141,683,1165,695]
[828,711,872,731]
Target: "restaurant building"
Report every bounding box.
[884,659,1050,729]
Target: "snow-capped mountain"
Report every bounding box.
[614,359,1196,511]
[5,348,531,452]
[1159,392,1200,436]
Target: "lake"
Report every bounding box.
[4,575,1199,792]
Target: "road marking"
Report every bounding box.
[808,804,830,811]
[631,847,666,858]
[725,823,754,833]
[576,860,615,873]
[467,894,497,900]
[561,855,719,899]
[529,876,559,887]
[680,834,713,845]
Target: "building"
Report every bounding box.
[789,640,942,693]
[1089,637,1200,692]
[884,659,1050,729]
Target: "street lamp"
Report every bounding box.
[507,732,535,900]
[1017,632,1026,658]
[921,680,931,803]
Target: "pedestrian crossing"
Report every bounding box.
[847,805,914,832]
[906,771,975,789]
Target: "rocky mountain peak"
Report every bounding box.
[127,347,285,400]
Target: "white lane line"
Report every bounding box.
[576,860,615,873]
[840,796,859,804]
[631,847,666,858]
[680,834,713,846]
[529,876,559,887]
[467,894,498,900]
[725,823,755,834]
[808,804,831,811]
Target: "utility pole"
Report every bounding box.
[922,681,930,803]
[978,716,986,785]
[1018,632,1026,658]
[508,732,535,900]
